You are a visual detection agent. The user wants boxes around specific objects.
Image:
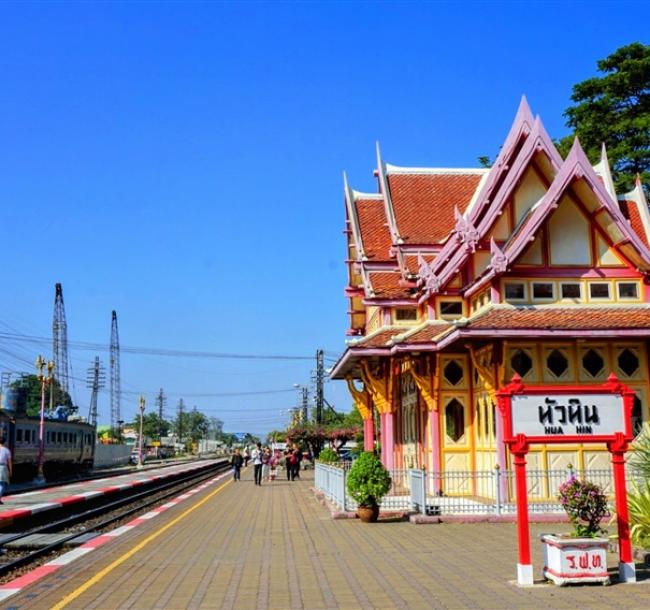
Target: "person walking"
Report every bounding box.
[291,444,302,481]
[252,442,263,485]
[230,448,243,481]
[0,436,12,504]
[284,447,293,481]
[269,450,278,481]
[261,447,271,482]
[243,447,250,467]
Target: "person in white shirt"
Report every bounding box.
[252,442,263,485]
[0,436,12,504]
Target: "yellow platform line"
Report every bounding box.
[51,477,233,610]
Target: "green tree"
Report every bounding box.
[173,409,210,446]
[131,412,171,440]
[9,374,73,417]
[219,432,238,447]
[557,42,650,193]
[267,429,286,444]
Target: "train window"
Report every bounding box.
[57,432,62,443]
[64,433,68,444]
[16,429,23,442]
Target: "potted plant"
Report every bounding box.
[541,475,611,586]
[346,451,391,522]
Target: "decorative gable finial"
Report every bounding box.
[454,206,480,253]
[490,238,508,273]
[417,252,441,294]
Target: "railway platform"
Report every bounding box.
[0,459,221,528]
[1,466,650,609]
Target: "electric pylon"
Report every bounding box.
[109,311,121,434]
[86,357,105,426]
[52,283,71,400]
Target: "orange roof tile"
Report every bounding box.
[368,272,414,299]
[402,322,453,343]
[466,307,650,331]
[618,199,650,249]
[356,198,392,261]
[352,327,403,348]
[387,173,482,244]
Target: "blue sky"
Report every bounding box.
[0,1,648,435]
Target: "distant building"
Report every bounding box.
[332,98,650,482]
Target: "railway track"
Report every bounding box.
[0,459,230,583]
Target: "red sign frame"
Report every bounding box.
[496,372,636,586]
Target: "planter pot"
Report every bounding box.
[541,534,610,586]
[357,505,380,523]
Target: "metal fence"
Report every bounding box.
[315,462,642,516]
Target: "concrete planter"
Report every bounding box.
[541,534,610,586]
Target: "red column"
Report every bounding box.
[612,449,636,582]
[513,449,533,585]
[363,418,374,452]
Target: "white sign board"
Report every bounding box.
[511,394,624,437]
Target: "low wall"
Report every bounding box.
[94,443,131,468]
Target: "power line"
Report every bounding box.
[0,331,313,361]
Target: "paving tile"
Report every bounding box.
[3,467,650,609]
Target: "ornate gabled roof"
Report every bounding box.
[618,176,650,249]
[417,108,563,300]
[593,143,617,200]
[355,194,393,262]
[465,138,650,297]
[385,168,486,246]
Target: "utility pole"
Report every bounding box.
[315,349,324,425]
[301,386,309,423]
[156,388,166,439]
[86,357,105,427]
[177,398,184,447]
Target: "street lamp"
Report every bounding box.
[293,383,309,423]
[138,395,145,469]
[34,355,55,484]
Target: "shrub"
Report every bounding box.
[558,476,609,538]
[630,423,650,480]
[346,451,391,508]
[628,480,650,548]
[318,447,339,464]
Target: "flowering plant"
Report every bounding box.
[558,476,609,538]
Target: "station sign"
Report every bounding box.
[511,394,624,438]
[498,373,635,445]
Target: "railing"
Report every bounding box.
[314,462,639,516]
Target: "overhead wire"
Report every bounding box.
[0,331,313,361]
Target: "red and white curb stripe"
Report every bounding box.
[0,469,230,602]
[0,461,221,524]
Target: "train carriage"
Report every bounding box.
[0,409,96,479]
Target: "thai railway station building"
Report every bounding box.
[331,98,650,485]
